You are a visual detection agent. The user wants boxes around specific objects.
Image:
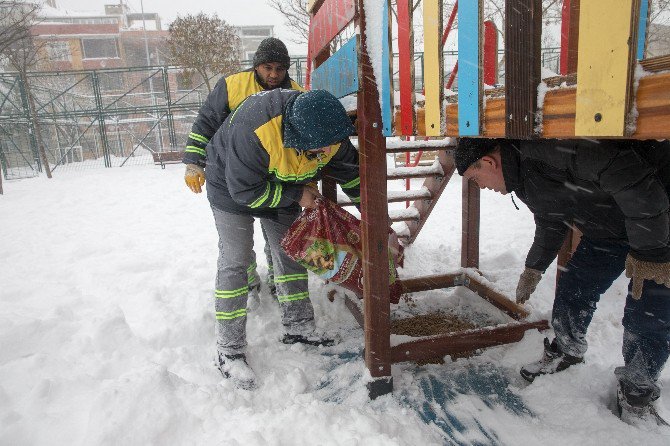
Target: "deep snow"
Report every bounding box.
[1,162,669,445]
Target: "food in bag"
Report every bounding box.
[281,198,403,303]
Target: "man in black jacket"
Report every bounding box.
[455,138,670,425]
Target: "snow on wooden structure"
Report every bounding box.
[305,0,566,399]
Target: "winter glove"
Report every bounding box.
[515,267,543,304]
[184,164,205,193]
[624,254,670,299]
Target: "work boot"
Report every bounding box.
[218,353,257,390]
[617,381,669,427]
[282,332,336,347]
[520,338,583,383]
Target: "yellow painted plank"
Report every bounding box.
[423,0,443,136]
[308,0,318,13]
[575,0,637,136]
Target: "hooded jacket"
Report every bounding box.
[205,88,360,218]
[183,69,303,167]
[499,139,670,271]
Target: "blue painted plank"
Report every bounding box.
[458,1,481,136]
[311,37,358,99]
[637,0,649,60]
[381,0,393,136]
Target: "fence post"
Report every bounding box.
[162,67,177,148]
[17,74,41,172]
[91,71,112,167]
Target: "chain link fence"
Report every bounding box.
[0,50,560,182]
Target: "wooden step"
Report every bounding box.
[387,162,444,180]
[338,187,432,207]
[388,206,421,222]
[350,138,455,153]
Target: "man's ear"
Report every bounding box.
[480,155,496,168]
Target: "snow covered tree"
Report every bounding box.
[167,13,240,92]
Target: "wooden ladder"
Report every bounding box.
[337,139,456,245]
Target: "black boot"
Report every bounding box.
[520,338,583,383]
[218,353,257,390]
[282,333,336,347]
[617,381,669,427]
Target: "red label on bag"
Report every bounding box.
[281,198,403,304]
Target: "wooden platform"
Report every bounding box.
[393,57,670,139]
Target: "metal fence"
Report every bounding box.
[0,49,561,180]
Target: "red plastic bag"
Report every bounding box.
[281,198,403,304]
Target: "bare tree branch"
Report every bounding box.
[267,0,311,45]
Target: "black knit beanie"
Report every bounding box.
[283,90,355,151]
[454,138,502,175]
[253,37,291,69]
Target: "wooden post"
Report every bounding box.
[397,0,415,135]
[458,0,482,136]
[483,20,498,86]
[358,0,392,399]
[574,0,641,137]
[505,0,542,138]
[559,0,580,75]
[461,177,480,268]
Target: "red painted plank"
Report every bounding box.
[308,0,357,60]
[483,20,498,85]
[397,0,414,135]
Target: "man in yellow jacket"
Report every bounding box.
[183,37,303,301]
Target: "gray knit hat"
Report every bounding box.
[253,37,291,69]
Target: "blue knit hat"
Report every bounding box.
[283,90,355,151]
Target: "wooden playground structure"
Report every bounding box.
[305,0,670,397]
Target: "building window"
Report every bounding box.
[242,28,271,37]
[46,41,71,62]
[81,38,119,59]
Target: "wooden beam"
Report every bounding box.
[423,0,443,136]
[389,321,549,363]
[505,0,542,138]
[397,0,415,135]
[461,177,480,269]
[344,293,365,328]
[357,0,392,387]
[308,0,357,60]
[637,0,650,60]
[559,0,580,75]
[443,70,670,139]
[574,0,640,136]
[381,0,394,136]
[464,276,530,320]
[399,273,460,294]
[311,37,359,98]
[458,0,482,136]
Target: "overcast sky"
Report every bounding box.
[54,0,309,55]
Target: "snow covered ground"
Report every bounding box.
[1,163,669,445]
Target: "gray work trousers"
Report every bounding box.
[211,206,315,355]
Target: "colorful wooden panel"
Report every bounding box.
[423,0,443,136]
[575,0,638,136]
[457,0,481,136]
[396,0,415,135]
[311,37,358,98]
[637,0,649,60]
[308,0,356,60]
[380,0,393,137]
[505,0,542,138]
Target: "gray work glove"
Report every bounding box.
[625,254,670,299]
[515,267,543,304]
